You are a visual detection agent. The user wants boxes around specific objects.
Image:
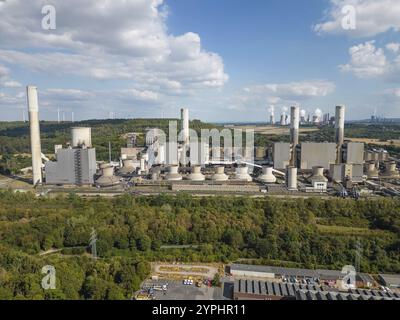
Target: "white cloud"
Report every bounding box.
[244,80,336,99]
[340,41,387,78]
[386,43,400,53]
[0,63,22,88]
[230,80,335,111]
[340,41,400,80]
[0,0,228,94]
[314,0,400,37]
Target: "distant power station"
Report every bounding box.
[25,86,399,197]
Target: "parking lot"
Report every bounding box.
[139,279,229,300]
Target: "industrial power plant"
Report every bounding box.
[25,86,400,198]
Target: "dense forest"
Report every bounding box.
[0,191,399,299]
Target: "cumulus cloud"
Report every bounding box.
[386,43,400,53]
[314,0,400,37]
[0,0,228,96]
[230,80,335,111]
[340,41,400,80]
[340,41,387,78]
[244,80,336,99]
[0,63,22,88]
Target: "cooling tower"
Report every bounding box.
[280,114,285,126]
[211,166,229,181]
[119,159,135,174]
[310,166,328,182]
[186,166,205,181]
[366,162,379,179]
[71,127,92,148]
[235,166,252,182]
[96,166,120,187]
[258,167,276,183]
[166,165,183,181]
[286,166,298,190]
[383,161,399,177]
[26,86,42,185]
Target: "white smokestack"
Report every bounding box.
[335,105,345,146]
[290,106,300,146]
[27,86,42,185]
[335,105,345,164]
[181,108,189,144]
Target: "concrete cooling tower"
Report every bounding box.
[166,165,183,181]
[96,166,120,187]
[235,166,252,182]
[186,166,205,181]
[258,167,277,183]
[211,166,229,181]
[119,159,136,174]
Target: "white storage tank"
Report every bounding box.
[286,166,298,190]
[71,127,92,148]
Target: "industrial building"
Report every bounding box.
[379,274,400,288]
[45,127,97,185]
[298,143,337,170]
[233,279,400,301]
[229,264,344,281]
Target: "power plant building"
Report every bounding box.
[297,143,337,170]
[45,148,97,185]
[273,143,291,170]
[343,142,364,164]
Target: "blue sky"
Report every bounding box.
[0,0,399,121]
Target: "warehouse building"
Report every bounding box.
[233,279,400,300]
[229,264,343,281]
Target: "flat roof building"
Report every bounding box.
[273,143,291,170]
[379,274,400,288]
[298,143,337,170]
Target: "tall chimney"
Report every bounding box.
[335,105,345,164]
[290,106,300,146]
[181,108,189,144]
[290,106,300,166]
[27,86,42,185]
